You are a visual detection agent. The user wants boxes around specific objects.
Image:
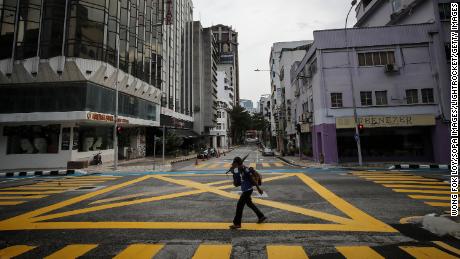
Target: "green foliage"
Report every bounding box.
[227,105,271,144]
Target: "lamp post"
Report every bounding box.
[345,0,363,166]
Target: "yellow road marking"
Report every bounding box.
[223,163,232,168]
[1,187,73,191]
[266,245,308,259]
[433,241,460,256]
[43,181,106,184]
[0,191,63,195]
[262,163,271,167]
[363,176,430,179]
[0,201,27,205]
[400,246,458,259]
[409,195,450,201]
[374,181,448,185]
[336,246,384,259]
[0,195,48,199]
[249,163,257,168]
[382,185,450,189]
[274,162,284,167]
[365,178,438,181]
[354,174,414,177]
[393,189,451,194]
[424,202,451,207]
[192,244,232,259]
[34,183,95,186]
[44,244,98,259]
[114,244,164,259]
[90,192,173,205]
[195,163,210,169]
[207,163,221,169]
[0,245,36,258]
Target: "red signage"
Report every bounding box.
[86,112,129,124]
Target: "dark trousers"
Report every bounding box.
[233,189,264,225]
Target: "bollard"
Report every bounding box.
[195,158,198,165]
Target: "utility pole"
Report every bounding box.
[345,0,363,166]
[162,126,165,165]
[113,4,121,171]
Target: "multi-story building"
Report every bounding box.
[269,41,311,154]
[291,23,449,164]
[160,0,194,129]
[257,94,272,146]
[239,99,254,110]
[211,24,239,104]
[192,21,218,147]
[211,71,234,148]
[0,0,164,170]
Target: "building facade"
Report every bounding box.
[291,23,449,164]
[211,24,239,104]
[210,71,234,148]
[0,0,164,170]
[192,21,218,147]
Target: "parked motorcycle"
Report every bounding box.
[90,152,102,165]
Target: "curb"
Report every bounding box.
[0,170,87,178]
[389,164,450,170]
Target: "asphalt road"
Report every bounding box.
[0,146,457,258]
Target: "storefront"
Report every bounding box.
[299,123,313,158]
[335,114,441,163]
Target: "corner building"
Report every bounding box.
[0,0,164,170]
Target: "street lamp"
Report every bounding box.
[345,0,363,166]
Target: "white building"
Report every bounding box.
[210,71,234,149]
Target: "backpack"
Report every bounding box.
[232,171,241,187]
[248,167,262,186]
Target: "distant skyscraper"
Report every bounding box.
[210,24,239,104]
[239,99,254,110]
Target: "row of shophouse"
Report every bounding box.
[266,0,452,164]
[0,0,238,170]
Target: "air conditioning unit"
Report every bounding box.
[384,64,398,73]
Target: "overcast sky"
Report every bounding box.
[193,0,357,107]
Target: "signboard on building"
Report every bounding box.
[86,112,129,124]
[335,115,436,129]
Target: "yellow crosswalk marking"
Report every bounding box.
[207,163,221,169]
[114,244,164,259]
[382,185,450,189]
[409,195,450,201]
[249,163,256,168]
[266,245,309,259]
[0,201,27,205]
[374,181,448,185]
[274,162,284,167]
[336,246,384,259]
[262,163,271,167]
[424,202,451,207]
[400,246,458,259]
[0,195,48,199]
[223,163,232,168]
[0,245,36,258]
[433,241,460,256]
[192,244,232,259]
[363,176,430,179]
[1,187,72,191]
[44,244,98,259]
[195,163,210,169]
[393,189,451,194]
[34,183,94,186]
[365,178,437,181]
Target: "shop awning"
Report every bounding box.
[168,128,200,138]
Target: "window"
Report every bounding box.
[331,93,343,108]
[4,125,60,154]
[358,51,395,66]
[406,89,419,104]
[375,91,388,105]
[439,3,452,21]
[78,126,113,152]
[421,88,434,103]
[360,91,373,106]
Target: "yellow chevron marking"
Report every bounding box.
[424,202,451,207]
[114,244,164,259]
[400,246,458,259]
[0,245,36,258]
[266,245,308,259]
[336,246,384,259]
[44,244,98,259]
[192,244,232,259]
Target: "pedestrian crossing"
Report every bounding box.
[352,172,451,208]
[0,176,121,207]
[194,161,288,170]
[1,242,459,258]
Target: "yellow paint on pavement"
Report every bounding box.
[192,244,232,259]
[0,191,63,195]
[393,189,451,194]
[424,202,451,207]
[113,244,164,259]
[433,242,460,256]
[262,163,271,167]
[1,187,73,191]
[374,181,448,185]
[0,245,36,258]
[207,163,221,169]
[336,246,383,259]
[0,195,48,199]
[249,163,256,168]
[44,244,98,259]
[274,162,284,167]
[363,177,432,180]
[223,163,232,168]
[266,245,308,259]
[400,246,458,259]
[195,163,210,169]
[0,201,27,205]
[382,185,450,189]
[90,192,160,205]
[409,195,450,201]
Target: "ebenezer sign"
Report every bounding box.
[336,115,436,129]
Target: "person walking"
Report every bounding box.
[229,157,267,229]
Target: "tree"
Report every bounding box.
[251,113,271,144]
[227,105,251,144]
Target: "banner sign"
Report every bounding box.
[335,115,436,129]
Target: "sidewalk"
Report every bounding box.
[277,155,335,168]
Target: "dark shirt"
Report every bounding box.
[238,166,254,192]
